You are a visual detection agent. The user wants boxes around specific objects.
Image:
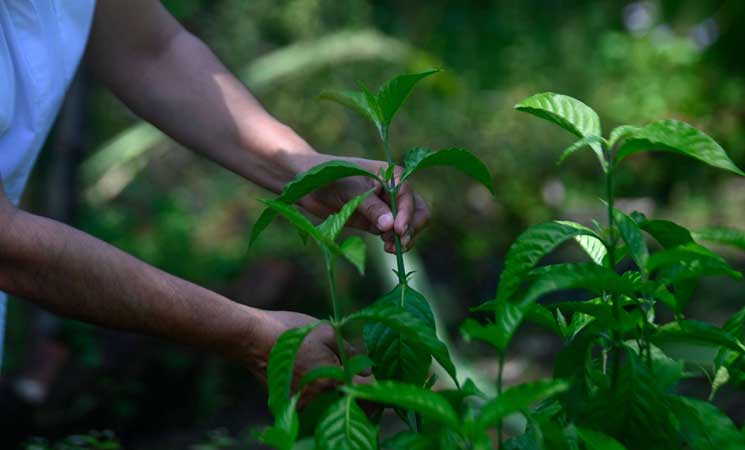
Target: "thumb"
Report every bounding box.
[357,193,394,233]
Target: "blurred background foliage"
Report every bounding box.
[5,0,745,447]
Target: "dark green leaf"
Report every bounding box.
[475,379,570,430]
[315,397,378,450]
[250,160,377,246]
[515,92,601,138]
[613,209,649,274]
[615,119,745,176]
[652,320,745,354]
[382,431,435,450]
[341,236,366,275]
[351,294,458,385]
[496,221,604,305]
[524,303,562,336]
[320,89,382,128]
[267,324,320,416]
[575,427,627,450]
[298,366,345,391]
[638,219,694,248]
[693,227,745,251]
[669,396,745,450]
[347,355,374,377]
[344,381,459,428]
[401,147,494,194]
[461,318,501,349]
[259,199,337,252]
[376,69,440,127]
[559,135,608,171]
[362,284,437,385]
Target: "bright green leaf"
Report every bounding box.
[320,89,382,129]
[615,119,745,176]
[318,189,373,241]
[341,236,366,275]
[515,92,601,138]
[298,366,345,391]
[376,69,440,127]
[608,125,641,148]
[401,147,494,194]
[258,394,301,450]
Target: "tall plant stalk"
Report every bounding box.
[604,150,622,389]
[381,128,408,287]
[323,250,352,384]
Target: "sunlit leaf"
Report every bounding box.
[344,381,459,428]
[401,147,494,194]
[615,119,745,176]
[315,396,378,450]
[575,235,608,266]
[515,92,601,138]
[475,379,570,430]
[608,125,641,148]
[376,69,440,127]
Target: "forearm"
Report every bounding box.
[87,1,320,193]
[0,206,267,361]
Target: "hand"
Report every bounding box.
[293,153,430,253]
[248,309,368,407]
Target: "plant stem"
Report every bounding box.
[381,127,408,286]
[497,350,505,446]
[605,157,622,390]
[323,250,352,384]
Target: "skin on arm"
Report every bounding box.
[85,0,430,251]
[0,181,348,403]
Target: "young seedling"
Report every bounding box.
[252,70,493,449]
[464,92,745,449]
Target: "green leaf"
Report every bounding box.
[350,295,458,385]
[401,147,494,194]
[461,318,502,349]
[693,227,745,251]
[475,379,570,430]
[318,189,374,241]
[524,303,563,336]
[259,199,337,252]
[638,219,694,248]
[495,221,605,305]
[347,355,374,377]
[615,119,745,176]
[258,394,301,450]
[652,320,745,354]
[669,396,745,450]
[315,396,378,450]
[515,92,601,138]
[362,284,437,385]
[249,160,377,246]
[613,209,649,274]
[575,235,608,266]
[575,427,627,450]
[298,366,345,391]
[344,381,459,428]
[376,69,440,127]
[341,236,367,275]
[559,135,608,171]
[382,431,435,450]
[267,324,320,416]
[608,125,641,148]
[320,89,382,128]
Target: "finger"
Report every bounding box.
[344,212,375,233]
[394,181,415,237]
[380,230,395,243]
[384,240,396,254]
[410,193,430,238]
[357,193,394,233]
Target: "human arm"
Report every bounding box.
[85,0,429,251]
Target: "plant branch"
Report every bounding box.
[323,249,352,384]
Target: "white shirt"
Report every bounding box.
[0,0,96,367]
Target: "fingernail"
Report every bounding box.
[377,213,393,231]
[401,234,411,247]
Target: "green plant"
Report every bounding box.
[252,76,745,449]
